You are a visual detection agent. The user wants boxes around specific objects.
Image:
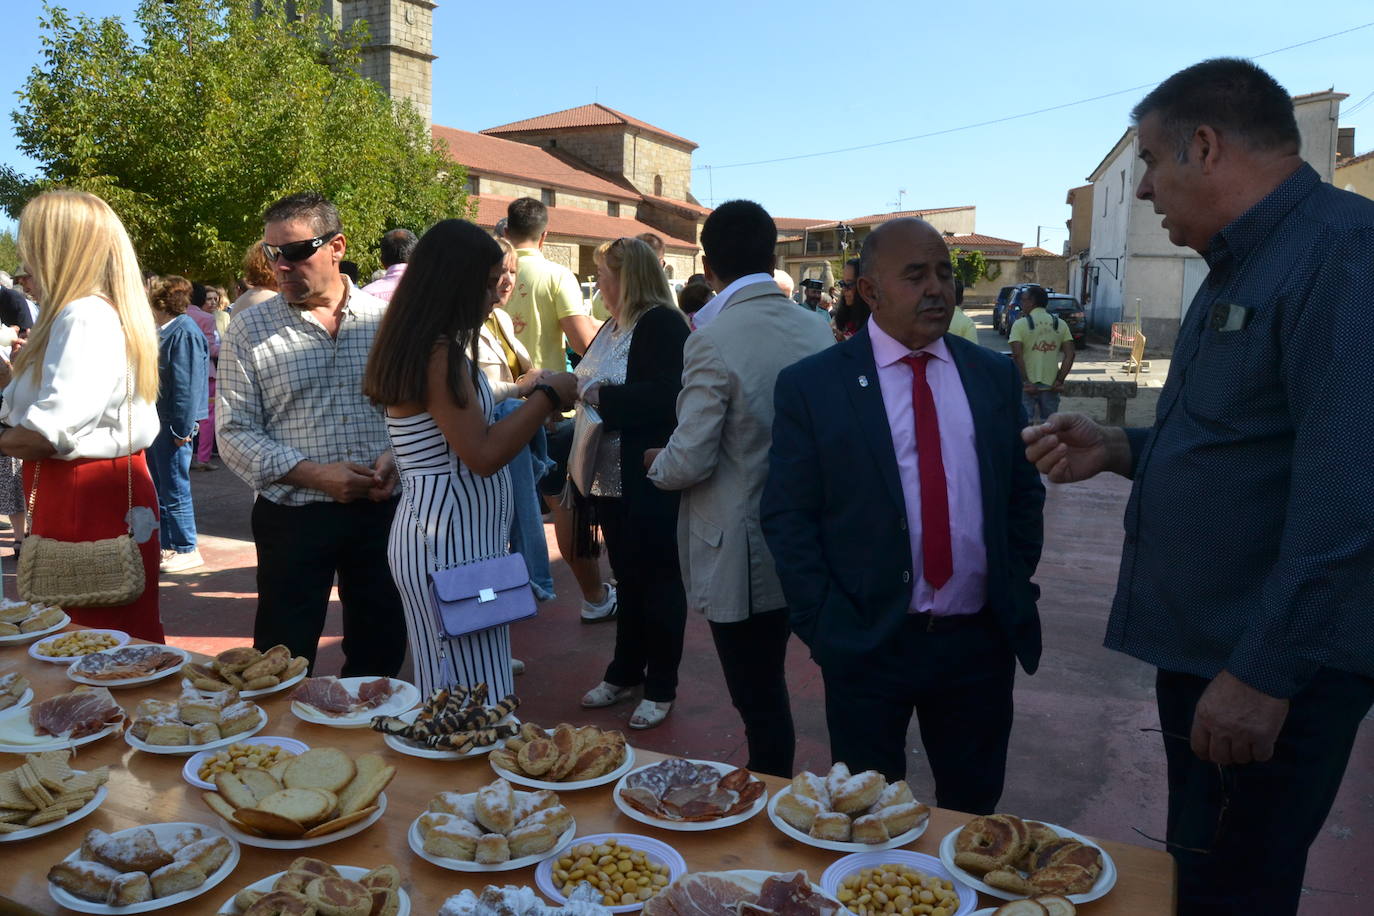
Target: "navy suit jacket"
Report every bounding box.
[761,326,1045,674]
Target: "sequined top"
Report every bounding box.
[574,319,634,497]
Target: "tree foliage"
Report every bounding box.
[0,231,18,275]
[949,247,990,290]
[11,0,470,282]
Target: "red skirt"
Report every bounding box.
[22,453,165,643]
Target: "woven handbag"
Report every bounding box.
[17,364,145,607]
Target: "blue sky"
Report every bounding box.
[3,0,1373,246]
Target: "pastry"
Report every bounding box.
[475,778,516,833]
[243,645,291,681]
[985,868,1035,895]
[516,738,558,776]
[150,858,208,897]
[991,902,1050,916]
[808,811,851,842]
[91,826,175,872]
[792,771,830,805]
[190,721,222,744]
[48,860,121,902]
[0,600,31,623]
[107,871,153,905]
[829,767,885,814]
[175,834,233,874]
[1028,864,1097,896]
[219,701,262,737]
[256,788,334,826]
[876,801,929,836]
[244,890,317,916]
[1032,896,1076,916]
[510,788,558,824]
[775,791,825,831]
[359,864,400,890]
[216,646,262,674]
[475,832,511,865]
[335,753,393,815]
[507,818,557,858]
[420,812,482,860]
[518,803,572,837]
[369,887,402,916]
[304,875,371,916]
[288,857,339,879]
[428,790,478,820]
[283,748,357,794]
[872,780,915,810]
[850,812,890,844]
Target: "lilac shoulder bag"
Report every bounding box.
[428,552,537,638]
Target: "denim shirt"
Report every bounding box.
[156,314,209,440]
[1107,163,1374,698]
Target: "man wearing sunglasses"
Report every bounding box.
[217,191,407,678]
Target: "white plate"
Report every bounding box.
[289,677,420,728]
[767,787,930,852]
[125,706,267,756]
[210,793,387,850]
[408,814,576,873]
[0,611,70,645]
[0,686,35,711]
[382,707,521,760]
[0,702,125,754]
[535,832,687,913]
[182,735,311,790]
[184,667,308,700]
[612,759,768,832]
[938,821,1118,904]
[821,850,978,916]
[216,864,410,916]
[28,628,130,664]
[67,646,189,688]
[48,821,239,914]
[0,782,108,844]
[491,737,637,791]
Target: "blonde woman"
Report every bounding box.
[575,238,689,729]
[0,190,164,642]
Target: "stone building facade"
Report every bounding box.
[337,0,436,124]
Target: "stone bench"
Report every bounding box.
[1062,379,1138,425]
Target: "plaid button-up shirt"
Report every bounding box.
[216,287,391,506]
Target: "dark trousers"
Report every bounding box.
[710,608,796,777]
[1157,667,1374,916]
[596,497,686,703]
[251,496,407,677]
[821,613,1015,813]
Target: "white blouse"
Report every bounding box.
[0,295,159,459]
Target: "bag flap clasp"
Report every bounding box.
[478,587,497,603]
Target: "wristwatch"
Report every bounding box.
[531,383,563,411]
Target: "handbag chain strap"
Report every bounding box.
[27,358,135,523]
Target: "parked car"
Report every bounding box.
[996,284,1056,335]
[991,286,1015,333]
[1004,292,1087,347]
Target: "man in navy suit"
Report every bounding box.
[762,218,1044,813]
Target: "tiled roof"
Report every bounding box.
[432,125,640,203]
[773,217,833,231]
[945,233,1024,252]
[472,195,698,252]
[481,103,698,150]
[1337,148,1374,168]
[641,195,711,216]
[1022,246,1059,257]
[807,206,975,230]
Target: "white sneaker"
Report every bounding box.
[579,583,618,623]
[160,549,205,573]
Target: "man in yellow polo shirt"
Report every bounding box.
[503,198,617,624]
[1008,285,1075,422]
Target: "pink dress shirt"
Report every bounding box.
[869,321,987,615]
[361,263,406,303]
[185,305,220,378]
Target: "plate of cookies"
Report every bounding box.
[183,736,310,790]
[489,722,635,790]
[218,860,409,916]
[613,758,768,832]
[67,645,189,688]
[0,753,110,843]
[938,815,1116,905]
[124,692,267,756]
[410,776,576,872]
[534,833,686,913]
[0,601,68,644]
[47,822,239,914]
[182,644,310,699]
[29,629,130,664]
[767,765,931,852]
[201,746,394,849]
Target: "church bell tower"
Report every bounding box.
[338,0,437,125]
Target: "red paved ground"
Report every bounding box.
[7,315,1368,912]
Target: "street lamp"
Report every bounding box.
[1035,225,1068,249]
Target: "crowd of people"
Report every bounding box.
[0,58,1371,916]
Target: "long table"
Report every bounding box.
[2,635,1176,914]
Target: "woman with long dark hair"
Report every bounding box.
[832,257,870,340]
[363,219,576,696]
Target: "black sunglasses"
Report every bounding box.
[838,280,856,289]
[262,231,339,263]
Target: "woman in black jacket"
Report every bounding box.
[574,237,689,729]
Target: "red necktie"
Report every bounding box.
[899,353,953,589]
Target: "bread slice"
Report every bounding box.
[215,772,260,810]
[237,768,282,802]
[336,754,393,816]
[255,788,332,825]
[283,748,355,793]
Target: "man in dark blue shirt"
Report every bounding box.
[1025,59,1374,915]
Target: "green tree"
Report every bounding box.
[948,247,990,290]
[0,230,18,274]
[9,0,470,283]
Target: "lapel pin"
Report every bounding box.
[858,375,869,388]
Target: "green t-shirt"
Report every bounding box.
[947,307,979,344]
[1009,308,1072,386]
[507,248,587,372]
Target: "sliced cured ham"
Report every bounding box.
[292,676,396,716]
[751,872,840,916]
[620,759,765,822]
[354,677,395,709]
[70,645,182,680]
[30,686,123,738]
[643,872,760,916]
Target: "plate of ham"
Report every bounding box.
[0,686,125,753]
[66,646,190,688]
[289,677,419,728]
[639,870,842,916]
[613,759,767,832]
